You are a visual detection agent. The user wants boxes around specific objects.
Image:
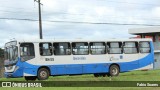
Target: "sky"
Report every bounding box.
[0,0,160,48]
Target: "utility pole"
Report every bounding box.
[35,0,43,39]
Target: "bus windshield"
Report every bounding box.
[4,46,18,65]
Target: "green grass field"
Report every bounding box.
[1,69,160,90]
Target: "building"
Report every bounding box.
[129,27,160,69]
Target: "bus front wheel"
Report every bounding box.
[37,68,50,80]
[109,65,120,76]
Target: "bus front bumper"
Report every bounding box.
[4,69,23,78]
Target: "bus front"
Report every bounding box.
[4,41,23,78]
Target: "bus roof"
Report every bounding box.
[14,38,152,43]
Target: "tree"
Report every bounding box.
[0,48,4,58]
[0,48,4,78]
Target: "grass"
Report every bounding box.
[1,87,160,90]
[1,69,160,90]
[1,69,160,81]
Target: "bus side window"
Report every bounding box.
[90,42,106,55]
[20,43,35,61]
[107,42,122,54]
[72,42,89,55]
[123,42,139,54]
[39,43,52,56]
[139,42,150,53]
[53,42,71,55]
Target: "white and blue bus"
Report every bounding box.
[4,39,154,80]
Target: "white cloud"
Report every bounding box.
[0,0,160,48]
[95,6,115,16]
[152,7,160,17]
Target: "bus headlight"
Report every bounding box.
[6,66,13,70]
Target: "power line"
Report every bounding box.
[0,18,37,21]
[41,11,160,21]
[0,17,160,26]
[0,0,159,21]
[45,20,160,26]
[1,9,160,21]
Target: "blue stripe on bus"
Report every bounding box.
[5,53,153,77]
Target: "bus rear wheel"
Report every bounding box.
[25,76,37,81]
[37,68,50,80]
[109,65,120,76]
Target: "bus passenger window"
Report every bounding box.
[54,42,71,55]
[139,42,150,53]
[107,42,122,54]
[20,43,35,61]
[39,43,52,56]
[123,42,138,54]
[72,42,89,55]
[90,42,106,54]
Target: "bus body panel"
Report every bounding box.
[14,51,152,77]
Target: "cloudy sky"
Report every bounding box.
[0,0,160,48]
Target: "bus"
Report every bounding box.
[4,39,154,80]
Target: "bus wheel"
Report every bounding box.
[25,76,37,81]
[37,68,49,80]
[109,65,119,76]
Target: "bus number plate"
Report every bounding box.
[45,58,54,61]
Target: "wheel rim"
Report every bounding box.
[40,71,48,79]
[111,67,118,75]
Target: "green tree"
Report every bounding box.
[0,48,4,58]
[0,48,4,78]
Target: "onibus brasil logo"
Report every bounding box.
[1,82,42,87]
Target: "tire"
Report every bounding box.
[25,76,37,81]
[37,68,50,80]
[109,65,120,77]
